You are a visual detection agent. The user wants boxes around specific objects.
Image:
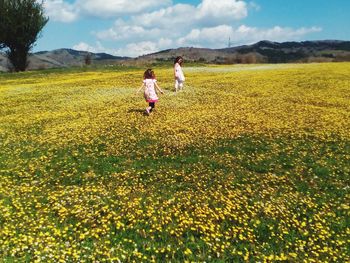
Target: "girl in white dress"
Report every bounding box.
[136,69,163,115]
[174,56,185,92]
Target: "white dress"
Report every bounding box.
[175,63,185,82]
[143,78,158,102]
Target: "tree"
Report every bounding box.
[0,0,48,71]
[84,52,92,66]
[0,1,6,49]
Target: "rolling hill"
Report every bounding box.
[0,49,129,72]
[1,40,350,71]
[137,40,350,64]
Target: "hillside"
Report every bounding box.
[0,49,129,72]
[1,40,350,71]
[221,40,350,63]
[138,40,350,64]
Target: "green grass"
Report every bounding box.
[0,63,349,262]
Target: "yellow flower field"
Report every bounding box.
[0,63,349,262]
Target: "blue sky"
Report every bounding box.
[34,0,350,57]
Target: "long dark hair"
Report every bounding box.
[174,56,183,65]
[143,68,155,79]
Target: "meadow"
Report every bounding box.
[0,63,349,262]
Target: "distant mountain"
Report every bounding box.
[0,48,130,72]
[219,40,350,63]
[133,40,350,64]
[1,40,350,72]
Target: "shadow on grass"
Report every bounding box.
[127,108,147,115]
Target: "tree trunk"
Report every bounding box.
[7,46,29,72]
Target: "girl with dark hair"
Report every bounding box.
[174,56,185,92]
[136,68,164,115]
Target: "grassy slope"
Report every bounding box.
[0,63,349,262]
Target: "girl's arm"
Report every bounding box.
[155,82,164,94]
[174,63,179,79]
[136,83,145,94]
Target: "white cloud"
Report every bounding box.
[95,19,162,41]
[248,1,260,11]
[131,4,197,29]
[178,25,234,47]
[95,0,249,43]
[130,0,247,29]
[197,0,248,21]
[42,0,172,22]
[116,38,173,57]
[73,38,173,57]
[43,0,78,23]
[73,42,98,52]
[76,0,172,18]
[120,41,161,57]
[73,41,119,55]
[178,25,322,48]
[234,25,322,43]
[46,1,323,57]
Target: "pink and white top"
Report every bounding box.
[143,78,158,102]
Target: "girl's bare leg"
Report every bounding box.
[175,80,179,92]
